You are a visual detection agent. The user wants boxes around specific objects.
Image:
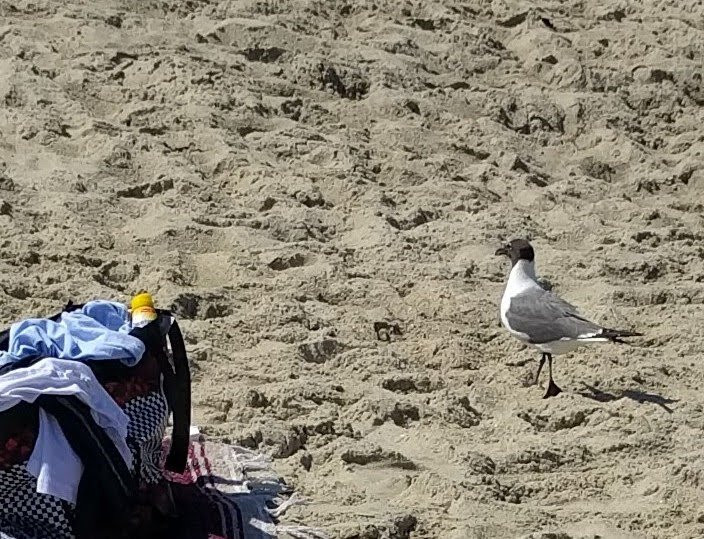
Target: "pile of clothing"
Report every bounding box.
[0,300,191,539]
[0,299,322,539]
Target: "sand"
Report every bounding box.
[1,0,704,537]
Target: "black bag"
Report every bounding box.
[0,302,191,539]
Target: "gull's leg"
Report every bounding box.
[533,353,546,385]
[543,353,563,398]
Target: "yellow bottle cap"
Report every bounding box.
[131,292,155,311]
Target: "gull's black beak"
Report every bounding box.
[495,245,510,257]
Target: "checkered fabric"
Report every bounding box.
[124,390,169,486]
[0,464,74,539]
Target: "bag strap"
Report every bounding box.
[164,318,191,473]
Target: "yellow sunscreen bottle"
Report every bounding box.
[130,291,157,327]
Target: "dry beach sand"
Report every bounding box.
[2,0,704,537]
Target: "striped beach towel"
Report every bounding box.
[162,433,327,539]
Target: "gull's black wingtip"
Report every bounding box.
[601,328,643,343]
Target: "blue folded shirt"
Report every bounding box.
[0,300,145,367]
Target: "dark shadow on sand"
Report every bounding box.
[578,383,678,413]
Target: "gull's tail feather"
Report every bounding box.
[599,328,643,343]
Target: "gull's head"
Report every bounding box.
[495,238,535,266]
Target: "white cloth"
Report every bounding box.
[0,358,132,503]
[28,409,84,503]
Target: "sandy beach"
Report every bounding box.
[2,1,704,537]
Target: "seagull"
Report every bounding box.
[495,238,642,398]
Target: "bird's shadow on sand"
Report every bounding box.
[578,383,678,413]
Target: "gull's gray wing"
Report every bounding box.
[505,288,602,344]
